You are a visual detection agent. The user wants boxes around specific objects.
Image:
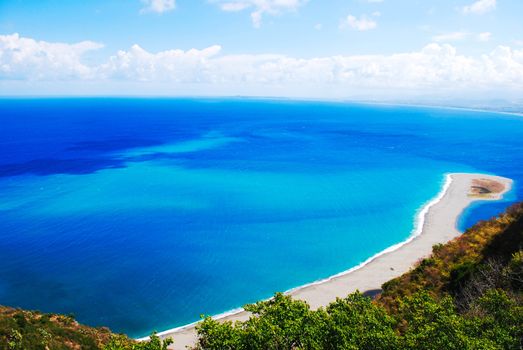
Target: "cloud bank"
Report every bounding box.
[0,33,103,80]
[1,33,523,99]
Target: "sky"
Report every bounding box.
[0,0,522,100]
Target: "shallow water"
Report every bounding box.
[0,99,521,336]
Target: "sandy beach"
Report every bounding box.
[149,172,513,350]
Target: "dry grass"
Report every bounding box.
[469,178,506,198]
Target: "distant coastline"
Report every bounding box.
[147,172,513,349]
[355,101,523,118]
[1,96,522,118]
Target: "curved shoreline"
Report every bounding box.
[144,174,452,339]
[286,173,453,295]
[145,172,513,349]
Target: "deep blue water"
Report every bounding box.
[0,98,521,337]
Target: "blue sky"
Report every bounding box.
[1,0,522,100]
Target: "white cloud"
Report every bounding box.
[0,33,103,80]
[340,14,377,31]
[101,44,222,81]
[2,33,523,98]
[314,23,323,30]
[477,32,492,42]
[432,31,470,42]
[140,0,176,14]
[366,0,384,3]
[462,0,496,15]
[212,0,307,28]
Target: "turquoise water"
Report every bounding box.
[0,99,521,337]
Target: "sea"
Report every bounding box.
[0,98,521,337]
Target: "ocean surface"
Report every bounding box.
[0,98,521,337]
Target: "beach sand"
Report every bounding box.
[148,173,512,349]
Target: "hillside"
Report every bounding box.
[1,203,521,349]
[0,305,126,349]
[378,202,523,312]
[0,305,174,350]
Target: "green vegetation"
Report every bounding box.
[1,203,521,349]
[0,306,124,349]
[104,333,172,350]
[0,305,173,350]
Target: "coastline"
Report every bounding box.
[146,172,513,349]
[3,97,522,119]
[349,101,523,119]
